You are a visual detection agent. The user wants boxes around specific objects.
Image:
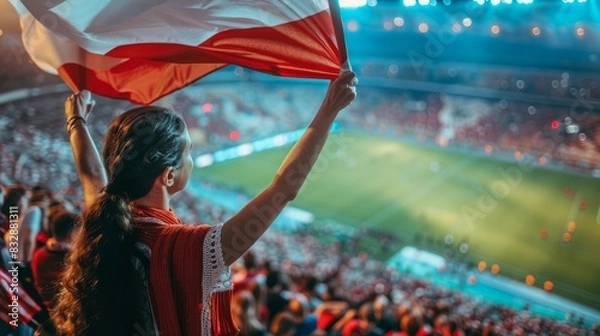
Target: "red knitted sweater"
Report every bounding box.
[132,205,239,336]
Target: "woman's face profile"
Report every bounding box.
[170,128,193,194]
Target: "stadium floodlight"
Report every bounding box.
[418,0,430,5]
[404,0,417,6]
[491,0,501,5]
[339,0,368,8]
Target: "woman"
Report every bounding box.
[51,71,356,335]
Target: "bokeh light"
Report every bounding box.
[567,220,576,233]
[394,17,405,27]
[347,20,359,32]
[525,275,535,286]
[514,151,523,161]
[229,130,240,141]
[202,103,213,113]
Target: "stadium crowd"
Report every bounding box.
[1,182,599,335]
[357,60,600,101]
[0,87,598,334]
[171,83,600,173]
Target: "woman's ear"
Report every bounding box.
[160,167,175,187]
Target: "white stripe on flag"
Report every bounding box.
[19,0,330,54]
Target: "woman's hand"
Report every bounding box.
[319,71,357,118]
[65,90,96,122]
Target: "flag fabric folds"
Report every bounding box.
[9,0,347,104]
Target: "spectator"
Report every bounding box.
[232,291,267,336]
[31,211,78,310]
[52,71,356,335]
[287,295,317,336]
[266,270,290,326]
[1,184,29,234]
[270,312,297,336]
[19,186,51,262]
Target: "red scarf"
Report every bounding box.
[131,204,238,336]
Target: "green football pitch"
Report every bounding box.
[195,132,600,309]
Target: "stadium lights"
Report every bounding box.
[399,0,439,6]
[474,0,527,4]
[339,0,367,8]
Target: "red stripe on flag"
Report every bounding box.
[59,61,226,105]
[59,9,342,104]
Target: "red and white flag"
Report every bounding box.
[9,0,347,104]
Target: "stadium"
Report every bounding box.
[1,0,600,335]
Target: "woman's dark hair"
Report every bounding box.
[1,184,28,218]
[52,106,187,335]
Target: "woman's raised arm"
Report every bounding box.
[65,91,107,209]
[220,71,357,265]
